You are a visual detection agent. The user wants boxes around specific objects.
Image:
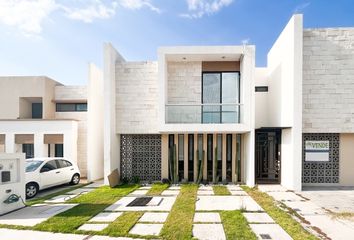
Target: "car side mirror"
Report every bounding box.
[40,168,50,173]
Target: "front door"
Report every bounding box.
[255,129,281,183]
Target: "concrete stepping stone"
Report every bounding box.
[90,236,144,240]
[83,181,104,189]
[44,194,78,203]
[258,184,287,193]
[128,190,148,196]
[229,190,247,196]
[78,223,109,231]
[197,190,214,195]
[89,212,123,222]
[168,186,181,190]
[161,190,180,196]
[243,213,275,223]
[250,224,292,240]
[226,185,243,191]
[267,191,305,202]
[129,223,163,236]
[66,188,95,195]
[193,224,226,240]
[196,196,263,211]
[199,185,213,191]
[139,212,169,223]
[139,186,152,190]
[0,228,86,240]
[194,212,221,223]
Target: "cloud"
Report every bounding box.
[0,0,160,36]
[63,0,119,23]
[118,0,160,13]
[0,0,58,35]
[293,2,310,13]
[181,0,233,18]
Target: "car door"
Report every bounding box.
[40,160,62,188]
[57,159,74,183]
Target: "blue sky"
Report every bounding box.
[0,0,353,85]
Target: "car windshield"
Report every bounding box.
[26,160,43,172]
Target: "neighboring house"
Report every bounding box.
[0,73,104,182]
[1,14,353,190]
[103,14,354,191]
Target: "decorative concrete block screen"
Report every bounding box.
[302,133,339,184]
[120,134,161,182]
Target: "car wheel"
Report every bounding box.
[26,183,38,199]
[71,174,80,185]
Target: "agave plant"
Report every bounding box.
[196,149,205,184]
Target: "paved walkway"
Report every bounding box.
[193,185,292,240]
[259,184,354,240]
[1,184,294,240]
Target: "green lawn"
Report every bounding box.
[160,184,198,240]
[213,185,231,195]
[242,186,318,240]
[146,183,169,195]
[34,184,139,233]
[221,210,257,240]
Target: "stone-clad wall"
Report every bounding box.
[303,28,354,133]
[115,61,159,134]
[167,61,202,104]
[55,86,87,101]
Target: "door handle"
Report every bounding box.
[70,168,74,170]
[56,171,60,174]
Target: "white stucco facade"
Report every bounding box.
[1,14,353,190]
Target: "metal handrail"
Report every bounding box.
[165,103,243,106]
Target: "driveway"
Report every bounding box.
[300,186,354,213]
[259,185,354,240]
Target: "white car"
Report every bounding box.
[25,158,81,198]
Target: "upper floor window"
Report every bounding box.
[202,72,240,123]
[32,103,42,119]
[56,103,87,112]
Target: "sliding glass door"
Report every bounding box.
[202,72,240,123]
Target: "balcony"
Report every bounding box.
[165,103,242,124]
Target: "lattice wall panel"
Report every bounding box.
[302,133,339,184]
[120,134,161,182]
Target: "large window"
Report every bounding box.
[202,72,240,123]
[56,103,87,112]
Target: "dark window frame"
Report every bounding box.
[56,103,88,112]
[255,86,268,92]
[201,71,241,123]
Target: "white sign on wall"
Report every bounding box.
[305,141,329,162]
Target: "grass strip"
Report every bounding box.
[147,183,169,195]
[100,212,143,237]
[220,210,257,240]
[33,184,139,233]
[242,186,317,240]
[160,184,198,240]
[213,185,231,195]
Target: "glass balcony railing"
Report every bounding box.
[165,103,242,124]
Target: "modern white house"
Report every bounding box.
[1,14,353,191]
[102,14,354,191]
[0,73,104,182]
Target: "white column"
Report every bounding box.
[34,133,45,158]
[244,131,255,187]
[64,131,78,164]
[5,133,15,153]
